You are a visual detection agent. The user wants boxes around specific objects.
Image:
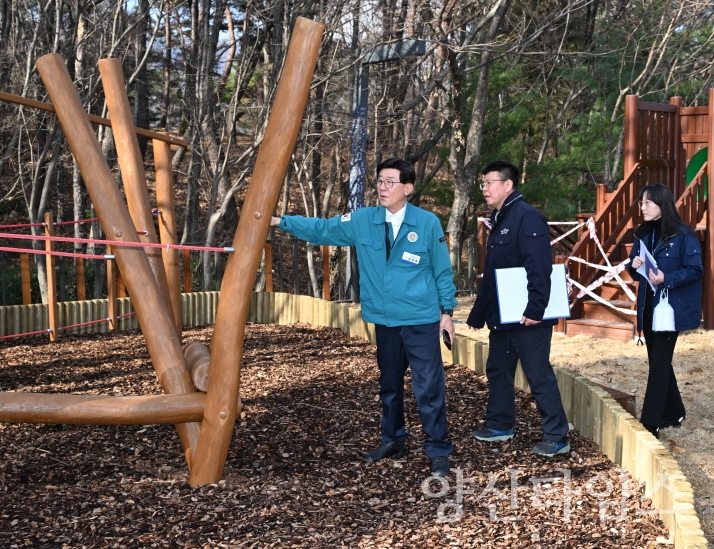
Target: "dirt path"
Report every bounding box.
[454,296,714,547]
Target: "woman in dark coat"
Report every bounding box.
[629,184,703,439]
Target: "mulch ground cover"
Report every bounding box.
[1,324,669,548]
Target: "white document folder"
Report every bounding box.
[494,263,571,324]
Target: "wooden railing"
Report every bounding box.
[568,163,643,296]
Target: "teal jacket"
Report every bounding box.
[278,203,457,326]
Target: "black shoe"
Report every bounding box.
[643,424,660,439]
[661,417,684,429]
[365,441,407,463]
[429,456,450,477]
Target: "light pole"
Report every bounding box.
[346,39,428,302]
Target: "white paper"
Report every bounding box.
[495,264,571,324]
[635,237,659,292]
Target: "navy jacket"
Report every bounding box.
[628,221,703,332]
[467,191,555,331]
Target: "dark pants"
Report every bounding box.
[485,324,569,443]
[641,292,685,427]
[375,321,452,458]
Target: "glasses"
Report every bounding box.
[374,178,403,189]
[479,179,505,190]
[638,199,655,208]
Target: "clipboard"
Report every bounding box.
[494,264,571,324]
[636,237,659,292]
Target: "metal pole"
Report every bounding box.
[278,239,284,292]
[293,239,300,294]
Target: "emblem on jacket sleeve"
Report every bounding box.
[407,232,418,242]
[341,213,351,222]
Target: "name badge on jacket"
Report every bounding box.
[402,252,420,265]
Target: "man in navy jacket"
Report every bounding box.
[467,160,570,456]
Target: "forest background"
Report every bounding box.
[1,0,713,305]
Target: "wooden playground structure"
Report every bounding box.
[0,17,325,486]
[561,93,714,340]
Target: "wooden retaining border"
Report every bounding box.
[0,291,707,548]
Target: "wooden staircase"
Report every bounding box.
[565,236,638,341]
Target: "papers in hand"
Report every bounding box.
[494,264,571,324]
[636,238,659,291]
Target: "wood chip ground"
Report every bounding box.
[0,323,672,548]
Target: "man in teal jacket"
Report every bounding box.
[271,158,457,476]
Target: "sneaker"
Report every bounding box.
[643,424,660,439]
[532,439,571,456]
[429,456,450,477]
[472,427,515,442]
[364,440,407,463]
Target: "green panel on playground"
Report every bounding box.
[685,147,709,199]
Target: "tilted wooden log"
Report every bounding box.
[99,58,176,329]
[188,17,324,486]
[154,139,183,334]
[35,53,201,466]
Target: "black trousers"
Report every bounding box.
[375,321,452,458]
[485,324,569,443]
[641,291,686,427]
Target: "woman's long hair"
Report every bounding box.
[637,184,688,236]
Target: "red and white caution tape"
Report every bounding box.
[568,277,636,316]
[583,218,636,301]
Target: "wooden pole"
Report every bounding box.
[44,213,59,342]
[670,96,683,198]
[99,59,176,331]
[36,53,200,465]
[624,95,639,181]
[182,249,192,293]
[705,89,714,329]
[321,245,330,300]
[117,268,126,298]
[75,257,86,300]
[154,139,183,333]
[21,254,31,304]
[106,244,117,331]
[189,17,324,486]
[0,392,206,425]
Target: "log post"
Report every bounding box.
[21,254,31,304]
[188,17,324,486]
[182,249,192,293]
[154,139,183,333]
[36,53,200,466]
[117,268,126,298]
[705,89,714,329]
[106,244,117,331]
[98,59,176,330]
[75,257,86,300]
[44,213,59,341]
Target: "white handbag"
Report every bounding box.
[652,288,676,332]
